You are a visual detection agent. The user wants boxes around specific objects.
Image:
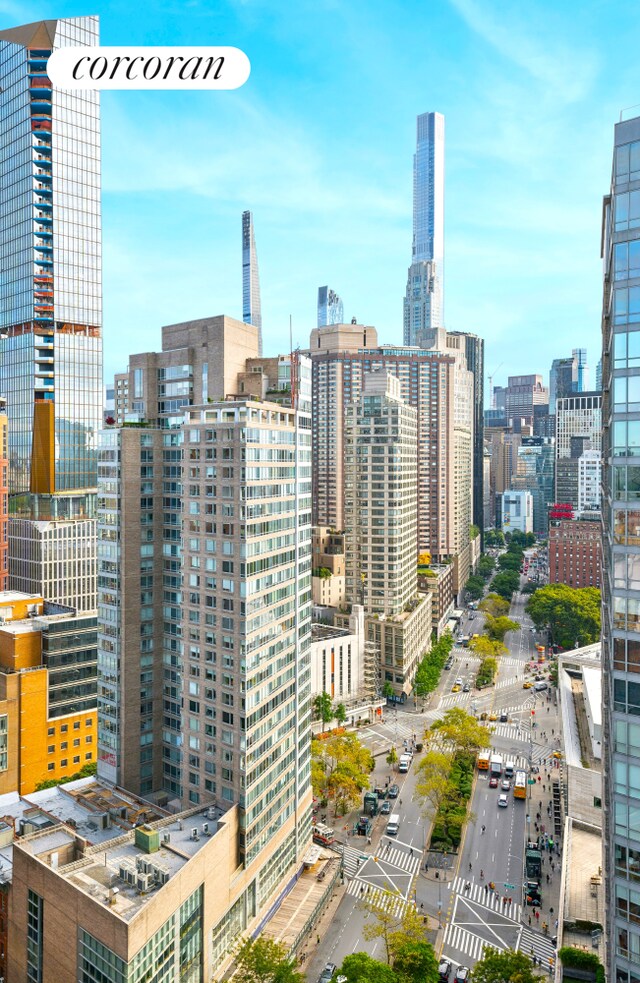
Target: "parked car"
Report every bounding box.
[319,964,337,983]
[380,801,392,815]
[498,793,509,808]
[388,784,399,798]
[439,959,453,981]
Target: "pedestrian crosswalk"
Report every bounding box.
[451,876,522,921]
[443,923,502,961]
[378,843,422,876]
[339,844,369,879]
[489,723,530,740]
[338,842,421,879]
[517,925,557,966]
[346,879,413,916]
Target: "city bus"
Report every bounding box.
[477,750,491,771]
[514,770,527,799]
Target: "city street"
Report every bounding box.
[306,585,562,980]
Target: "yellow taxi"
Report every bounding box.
[552,751,562,759]
[451,684,462,693]
[488,712,498,721]
[522,681,533,689]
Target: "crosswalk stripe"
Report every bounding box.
[338,843,421,879]
[346,879,412,915]
[517,925,557,964]
[443,923,502,960]
[451,876,522,921]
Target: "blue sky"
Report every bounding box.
[2,0,638,394]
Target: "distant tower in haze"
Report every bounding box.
[403,111,445,346]
[242,210,262,354]
[317,286,344,327]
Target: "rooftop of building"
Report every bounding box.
[0,591,42,605]
[311,624,351,642]
[0,778,176,887]
[582,667,602,729]
[20,803,229,921]
[562,821,603,929]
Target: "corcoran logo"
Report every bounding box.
[47,46,250,90]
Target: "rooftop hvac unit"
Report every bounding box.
[202,823,210,835]
[207,808,216,820]
[136,873,153,893]
[136,857,154,875]
[191,828,199,841]
[157,869,170,886]
[162,832,171,845]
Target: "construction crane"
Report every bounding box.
[488,362,504,409]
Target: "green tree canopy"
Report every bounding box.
[469,635,507,659]
[234,937,305,983]
[525,584,601,648]
[465,575,485,600]
[477,555,496,579]
[484,615,519,642]
[333,702,347,725]
[470,947,537,983]
[491,570,521,601]
[339,953,398,983]
[498,552,523,572]
[479,593,510,618]
[484,529,505,546]
[313,692,333,726]
[392,939,439,983]
[361,889,432,965]
[429,707,491,756]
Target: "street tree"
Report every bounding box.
[497,552,522,572]
[313,692,333,729]
[429,707,490,756]
[333,702,347,726]
[327,769,362,816]
[361,889,431,965]
[490,570,520,601]
[484,529,505,547]
[469,635,507,659]
[234,936,305,983]
[465,575,485,600]
[484,615,519,642]
[392,939,439,983]
[339,953,398,983]
[383,681,395,699]
[479,593,510,618]
[526,584,601,648]
[477,555,496,580]
[470,947,537,983]
[386,746,399,770]
[414,749,455,813]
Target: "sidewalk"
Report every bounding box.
[521,685,564,946]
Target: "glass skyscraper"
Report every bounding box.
[242,209,262,355]
[0,18,102,610]
[403,111,445,346]
[317,285,344,326]
[601,113,640,983]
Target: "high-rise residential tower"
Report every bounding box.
[0,17,102,612]
[403,111,445,345]
[0,398,7,590]
[573,347,589,392]
[601,113,640,983]
[317,285,344,327]
[242,210,263,355]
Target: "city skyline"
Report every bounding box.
[0,0,627,387]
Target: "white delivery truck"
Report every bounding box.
[386,814,400,836]
[398,753,412,773]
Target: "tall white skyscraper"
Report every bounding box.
[403,111,445,346]
[242,209,262,354]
